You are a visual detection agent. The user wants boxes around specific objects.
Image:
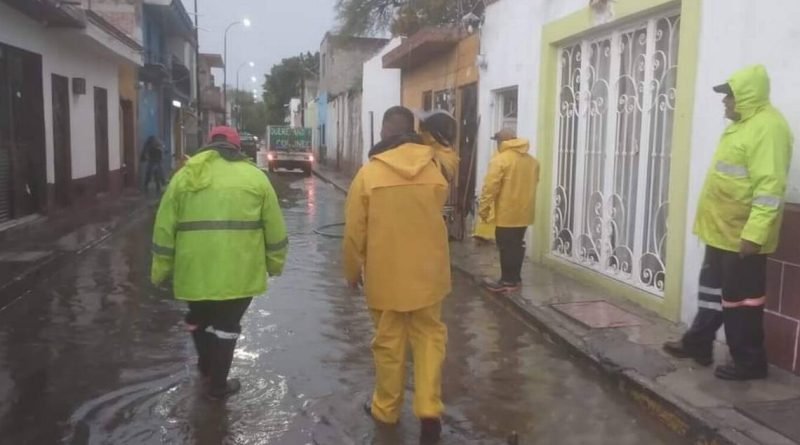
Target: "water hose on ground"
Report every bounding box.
[313,222,345,238]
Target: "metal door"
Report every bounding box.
[94,87,109,193]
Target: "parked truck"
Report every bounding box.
[265,126,314,176]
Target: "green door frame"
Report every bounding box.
[532,0,702,321]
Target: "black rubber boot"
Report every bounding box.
[420,418,442,444]
[191,328,212,379]
[663,340,713,366]
[206,336,241,400]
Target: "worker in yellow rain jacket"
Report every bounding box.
[344,106,450,444]
[664,65,793,380]
[151,126,288,399]
[419,109,460,184]
[478,129,540,293]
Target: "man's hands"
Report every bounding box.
[740,239,762,257]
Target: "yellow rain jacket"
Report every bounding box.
[343,143,451,312]
[421,131,460,184]
[478,138,540,228]
[151,145,288,301]
[694,65,794,254]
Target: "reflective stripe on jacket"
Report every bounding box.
[478,138,540,228]
[694,65,794,254]
[343,143,451,312]
[151,145,288,301]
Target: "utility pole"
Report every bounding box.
[194,0,202,149]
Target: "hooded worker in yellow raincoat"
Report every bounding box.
[344,106,450,444]
[664,65,793,381]
[418,110,460,184]
[478,129,540,293]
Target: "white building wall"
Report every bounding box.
[0,3,124,182]
[361,37,404,165]
[476,0,584,196]
[481,0,800,325]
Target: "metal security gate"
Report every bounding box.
[551,12,681,295]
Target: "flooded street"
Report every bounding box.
[0,174,679,445]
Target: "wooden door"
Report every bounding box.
[51,74,71,207]
[94,87,109,193]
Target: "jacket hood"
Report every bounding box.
[728,65,771,121]
[373,143,435,180]
[368,133,424,158]
[180,142,247,192]
[499,138,531,154]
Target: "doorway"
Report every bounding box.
[0,44,46,222]
[52,74,72,207]
[94,87,109,194]
[448,83,479,241]
[120,99,136,188]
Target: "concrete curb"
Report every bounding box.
[0,199,154,311]
[465,283,753,445]
[311,166,759,445]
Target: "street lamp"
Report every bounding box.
[250,76,257,83]
[235,61,255,130]
[222,17,251,124]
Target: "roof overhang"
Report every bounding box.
[3,0,86,28]
[200,53,224,69]
[382,28,463,70]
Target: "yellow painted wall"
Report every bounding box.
[401,34,479,110]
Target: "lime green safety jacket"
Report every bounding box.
[151,143,288,301]
[694,65,794,254]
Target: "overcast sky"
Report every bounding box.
[182,0,337,93]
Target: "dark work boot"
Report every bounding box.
[481,278,521,294]
[663,340,713,367]
[714,363,768,381]
[206,336,241,401]
[420,418,442,444]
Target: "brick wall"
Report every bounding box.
[765,204,800,374]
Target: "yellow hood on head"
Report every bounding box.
[728,64,771,121]
[373,143,436,180]
[499,138,530,154]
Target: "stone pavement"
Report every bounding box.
[0,190,154,310]
[313,163,800,445]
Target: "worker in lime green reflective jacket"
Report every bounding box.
[664,65,793,381]
[151,126,288,400]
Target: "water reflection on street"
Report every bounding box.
[0,173,679,444]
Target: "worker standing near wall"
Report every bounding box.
[664,65,793,380]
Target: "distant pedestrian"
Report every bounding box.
[151,126,288,400]
[663,65,793,380]
[141,136,165,194]
[419,109,460,184]
[344,106,450,444]
[478,129,540,293]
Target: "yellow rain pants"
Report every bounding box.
[369,302,447,423]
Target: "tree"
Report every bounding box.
[230,90,268,137]
[262,52,319,126]
[335,0,485,36]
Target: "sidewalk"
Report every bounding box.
[313,164,800,445]
[0,191,154,310]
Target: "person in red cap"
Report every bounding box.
[151,126,288,400]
